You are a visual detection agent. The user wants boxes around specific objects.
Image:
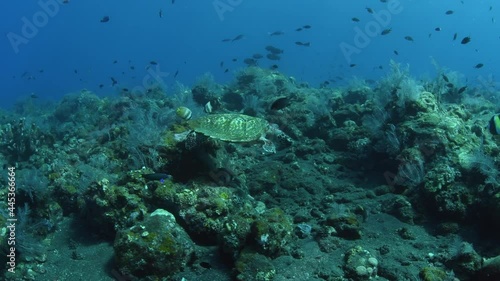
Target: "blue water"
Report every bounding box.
[1,0,499,108]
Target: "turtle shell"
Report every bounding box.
[188,113,269,142]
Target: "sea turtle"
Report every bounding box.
[175,113,291,153]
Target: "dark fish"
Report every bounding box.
[453,33,457,40]
[100,16,110,23]
[142,173,171,181]
[252,53,263,59]
[393,50,399,55]
[269,31,284,36]
[295,27,303,31]
[174,70,179,78]
[352,17,360,22]
[381,28,391,35]
[122,88,129,92]
[266,53,281,60]
[111,77,117,86]
[350,64,356,67]
[74,69,78,74]
[404,36,414,42]
[457,86,467,94]
[490,6,493,11]
[446,83,454,88]
[366,7,374,14]
[474,63,484,69]
[265,45,283,54]
[220,61,224,67]
[442,74,449,82]
[130,66,135,70]
[435,27,441,31]
[172,0,175,3]
[303,25,311,29]
[113,60,118,64]
[150,61,158,65]
[461,36,471,44]
[445,10,454,15]
[270,64,279,70]
[30,93,38,98]
[270,97,289,110]
[159,9,163,18]
[221,38,231,42]
[243,58,258,66]
[231,34,244,42]
[295,41,310,46]
[232,58,237,62]
[99,84,104,88]
[224,68,229,73]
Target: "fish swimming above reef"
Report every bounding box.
[265,45,283,54]
[295,41,310,46]
[100,16,110,23]
[461,36,471,44]
[474,63,484,69]
[488,114,500,135]
[266,54,281,60]
[404,36,414,42]
[381,28,391,35]
[269,31,284,36]
[232,34,244,42]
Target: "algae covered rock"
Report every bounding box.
[114,209,195,279]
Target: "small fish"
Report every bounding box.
[74,69,78,74]
[176,106,192,120]
[457,86,467,94]
[270,97,290,110]
[435,27,441,31]
[295,27,303,31]
[393,50,399,55]
[488,114,500,135]
[172,0,175,3]
[99,84,104,88]
[303,25,311,29]
[232,58,237,62]
[113,60,118,64]
[453,33,457,40]
[474,63,484,69]
[269,31,284,36]
[461,36,471,44]
[100,16,110,23]
[270,64,279,70]
[142,173,172,181]
[446,83,454,88]
[30,93,38,98]
[266,53,281,60]
[130,66,135,70]
[350,64,356,67]
[150,61,158,65]
[174,70,179,78]
[111,77,117,86]
[243,58,258,65]
[404,36,414,42]
[445,10,454,15]
[366,7,373,14]
[352,17,360,22]
[265,45,283,54]
[381,28,391,35]
[159,9,163,18]
[221,38,231,42]
[252,53,263,59]
[295,41,310,46]
[231,34,244,42]
[442,74,450,82]
[220,61,224,67]
[224,68,229,73]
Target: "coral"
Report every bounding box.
[114,209,195,279]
